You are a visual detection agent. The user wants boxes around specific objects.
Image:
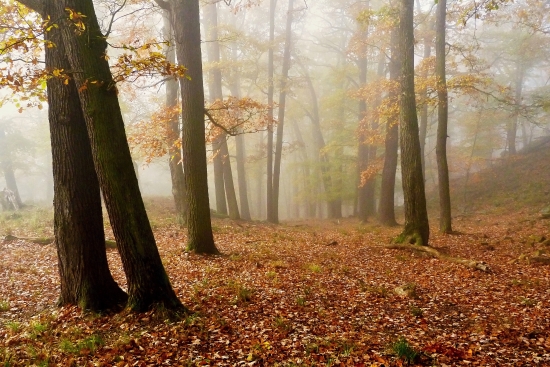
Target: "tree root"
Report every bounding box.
[385,243,491,272]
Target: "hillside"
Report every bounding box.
[451,136,550,214]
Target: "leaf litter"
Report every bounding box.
[1,204,550,366]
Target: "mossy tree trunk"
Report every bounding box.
[53,0,183,311]
[44,4,127,311]
[398,0,430,246]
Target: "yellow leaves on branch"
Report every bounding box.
[111,43,187,84]
[206,96,272,142]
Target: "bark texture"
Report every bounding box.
[53,0,183,311]
[398,0,430,246]
[45,13,127,311]
[170,0,218,253]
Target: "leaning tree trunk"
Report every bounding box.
[43,4,127,311]
[378,37,400,227]
[435,0,452,233]
[398,0,430,246]
[357,51,370,222]
[163,10,187,226]
[271,0,295,224]
[53,0,183,311]
[168,0,218,254]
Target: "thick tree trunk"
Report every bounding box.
[398,0,430,246]
[54,0,183,311]
[378,38,400,226]
[42,1,127,311]
[170,0,218,254]
[163,11,187,226]
[266,0,276,223]
[271,0,295,223]
[435,0,452,233]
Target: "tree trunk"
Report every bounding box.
[170,0,218,254]
[204,2,240,220]
[378,37,400,227]
[357,51,370,222]
[419,22,432,179]
[435,0,452,233]
[271,0,295,224]
[163,10,187,226]
[54,0,183,311]
[511,61,524,153]
[0,127,23,209]
[398,0,430,246]
[266,0,276,223]
[41,0,127,311]
[228,80,252,221]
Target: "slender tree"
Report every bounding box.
[435,0,452,233]
[266,0,276,223]
[163,10,187,226]
[398,0,430,245]
[378,33,399,226]
[204,1,240,220]
[271,0,295,223]
[157,0,219,254]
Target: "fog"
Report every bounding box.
[1,0,549,220]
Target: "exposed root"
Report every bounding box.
[385,243,491,272]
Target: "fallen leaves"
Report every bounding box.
[1,204,550,366]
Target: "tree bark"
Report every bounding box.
[53,0,183,311]
[378,37,399,227]
[435,0,452,233]
[13,0,129,311]
[398,0,430,246]
[169,0,218,254]
[163,10,187,226]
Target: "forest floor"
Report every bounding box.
[1,200,550,366]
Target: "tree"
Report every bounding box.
[0,124,23,209]
[270,0,295,224]
[163,10,187,226]
[16,0,127,311]
[397,0,429,245]
[266,0,276,223]
[435,0,452,233]
[157,0,219,254]
[378,30,400,227]
[51,0,184,310]
[204,0,240,221]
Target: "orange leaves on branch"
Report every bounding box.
[111,43,187,84]
[206,96,272,142]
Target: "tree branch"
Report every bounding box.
[153,0,170,10]
[16,0,44,15]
